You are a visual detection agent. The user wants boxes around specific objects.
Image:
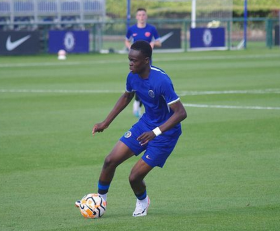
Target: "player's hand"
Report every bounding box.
[92,122,108,136]
[137,131,156,146]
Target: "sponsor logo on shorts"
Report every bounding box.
[148,90,155,98]
[124,131,132,138]
[146,155,152,160]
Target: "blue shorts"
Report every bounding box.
[120,120,181,168]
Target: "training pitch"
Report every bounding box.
[0,48,280,231]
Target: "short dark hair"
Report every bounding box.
[137,8,146,12]
[131,40,152,59]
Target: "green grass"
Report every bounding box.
[0,48,280,231]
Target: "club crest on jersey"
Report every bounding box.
[124,131,132,138]
[145,32,151,37]
[148,90,155,98]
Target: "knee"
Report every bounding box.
[103,155,118,169]
[129,171,140,185]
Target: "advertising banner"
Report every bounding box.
[156,28,181,49]
[48,30,89,53]
[0,31,40,55]
[190,27,225,50]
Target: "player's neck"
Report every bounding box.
[137,22,146,28]
[139,67,150,79]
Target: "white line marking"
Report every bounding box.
[184,104,280,110]
[1,89,279,110]
[0,61,84,68]
[155,54,280,62]
[0,54,279,68]
[179,89,280,96]
[0,89,123,94]
[1,89,280,95]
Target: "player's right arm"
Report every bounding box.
[92,91,134,136]
[125,39,132,49]
[125,28,132,49]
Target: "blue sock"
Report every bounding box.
[135,190,147,200]
[98,181,110,194]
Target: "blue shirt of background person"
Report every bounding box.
[126,24,160,45]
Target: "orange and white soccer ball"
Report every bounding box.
[78,193,106,219]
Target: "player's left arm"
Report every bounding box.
[150,26,161,48]
[137,100,187,145]
[159,100,187,132]
[150,39,161,48]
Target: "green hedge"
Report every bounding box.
[106,0,280,18]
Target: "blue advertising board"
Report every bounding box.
[190,27,225,50]
[48,30,89,53]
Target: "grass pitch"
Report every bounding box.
[0,48,280,231]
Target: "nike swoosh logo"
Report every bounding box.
[159,32,174,43]
[6,35,31,51]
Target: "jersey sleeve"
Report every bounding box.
[152,26,160,40]
[160,77,180,105]
[126,28,132,40]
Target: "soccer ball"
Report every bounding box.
[78,193,106,219]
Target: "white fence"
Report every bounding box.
[0,0,106,25]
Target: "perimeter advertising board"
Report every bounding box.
[190,27,225,50]
[0,31,40,55]
[48,30,89,53]
[156,28,181,49]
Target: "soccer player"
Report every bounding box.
[125,8,161,50]
[76,40,187,217]
[125,8,161,118]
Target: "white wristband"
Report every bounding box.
[152,127,162,136]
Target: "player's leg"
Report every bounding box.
[129,133,181,216]
[97,141,135,200]
[133,95,142,118]
[76,120,148,208]
[129,158,153,217]
[97,120,146,202]
[75,141,134,207]
[129,158,152,196]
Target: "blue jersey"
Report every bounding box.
[126,66,181,136]
[126,24,160,43]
